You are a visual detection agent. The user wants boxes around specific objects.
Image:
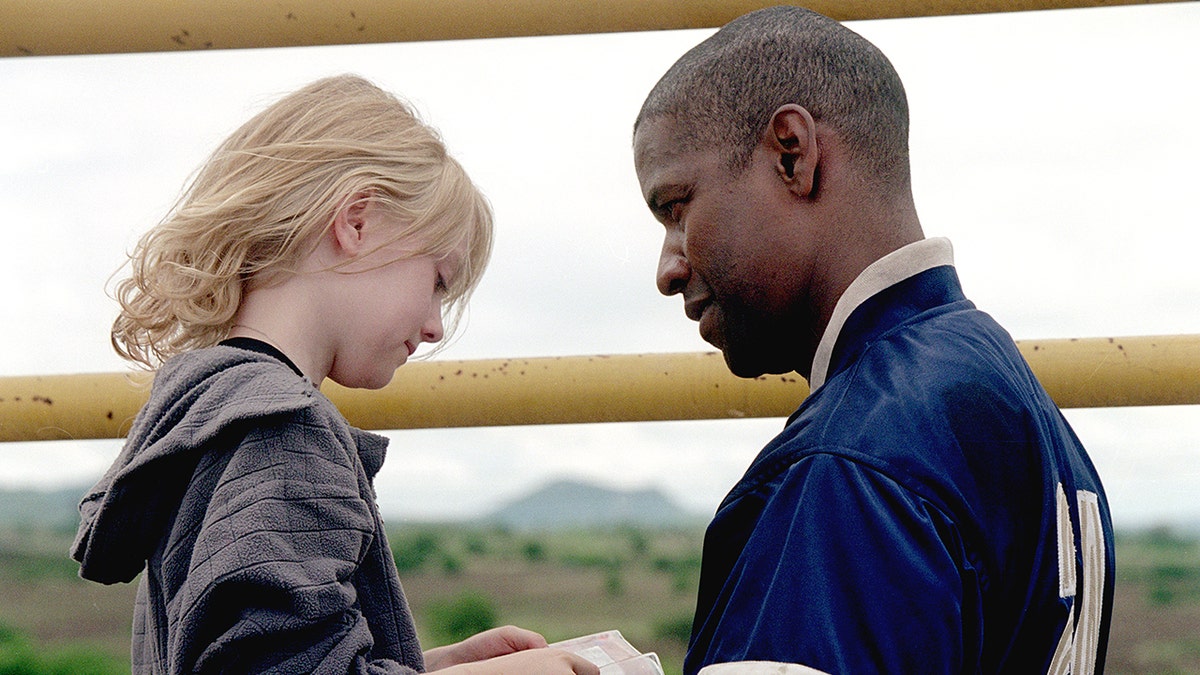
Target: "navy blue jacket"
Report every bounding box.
[687,239,1114,674]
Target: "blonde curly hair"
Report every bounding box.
[111,74,493,369]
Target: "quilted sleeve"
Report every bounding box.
[165,411,420,674]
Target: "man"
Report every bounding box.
[632,7,1114,674]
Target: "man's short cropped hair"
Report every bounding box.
[636,6,911,188]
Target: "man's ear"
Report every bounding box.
[767,104,819,198]
[330,192,372,256]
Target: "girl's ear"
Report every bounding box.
[330,192,372,256]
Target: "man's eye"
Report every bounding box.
[668,201,684,222]
[661,199,686,224]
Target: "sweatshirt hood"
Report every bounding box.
[69,346,381,584]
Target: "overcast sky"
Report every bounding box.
[1,3,1198,529]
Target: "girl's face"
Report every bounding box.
[324,209,465,390]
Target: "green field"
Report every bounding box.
[2,523,1198,674]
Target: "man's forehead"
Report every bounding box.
[635,117,728,198]
[633,115,685,160]
[634,117,701,183]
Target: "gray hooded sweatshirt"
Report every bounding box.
[71,345,424,674]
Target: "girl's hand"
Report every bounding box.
[425,625,598,673]
[424,625,547,669]
[434,647,600,674]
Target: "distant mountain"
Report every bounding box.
[0,485,86,529]
[0,480,706,533]
[481,479,704,530]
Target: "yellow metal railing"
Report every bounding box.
[2,336,1198,443]
[2,0,1191,57]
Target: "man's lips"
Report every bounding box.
[684,297,711,322]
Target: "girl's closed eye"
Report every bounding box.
[435,272,449,296]
[435,252,464,298]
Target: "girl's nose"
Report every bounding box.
[422,304,445,344]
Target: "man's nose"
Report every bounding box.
[656,234,690,296]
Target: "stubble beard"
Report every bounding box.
[715,303,809,379]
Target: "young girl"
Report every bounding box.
[71,75,598,675]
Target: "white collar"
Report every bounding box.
[807,237,955,389]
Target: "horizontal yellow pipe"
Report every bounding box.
[1,335,1196,443]
[2,0,1188,58]
[1018,335,1200,409]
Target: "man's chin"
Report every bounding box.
[721,348,787,379]
[715,318,811,380]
